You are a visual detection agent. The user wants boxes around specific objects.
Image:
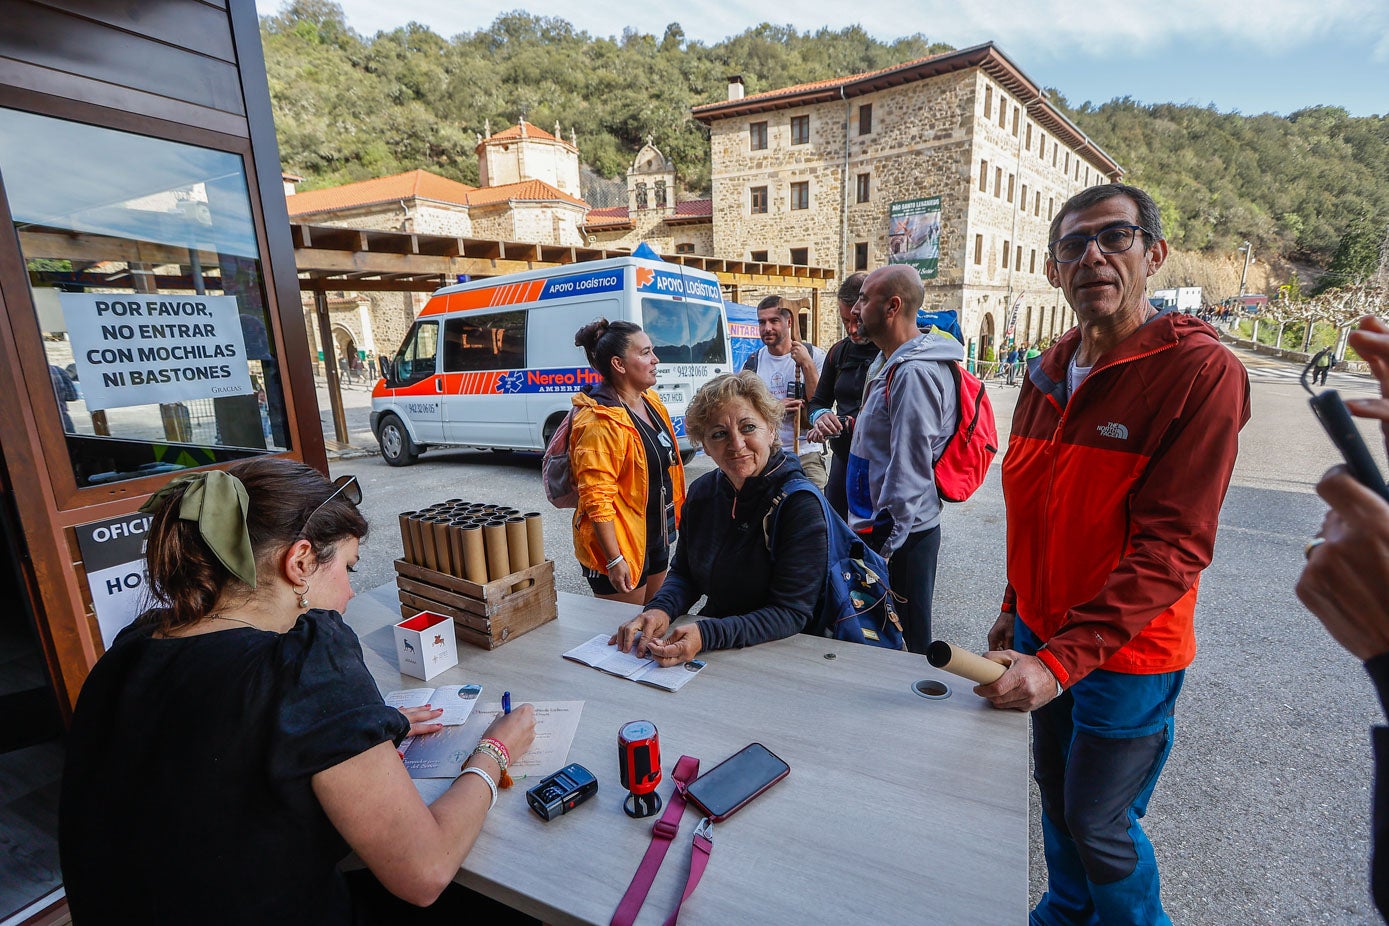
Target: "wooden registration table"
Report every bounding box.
[349,584,1029,925]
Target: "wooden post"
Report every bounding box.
[314,289,349,444]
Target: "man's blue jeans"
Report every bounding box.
[1015,619,1183,926]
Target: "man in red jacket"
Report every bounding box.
[978,184,1251,925]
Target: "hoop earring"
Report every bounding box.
[294,582,310,609]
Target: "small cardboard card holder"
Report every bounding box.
[394,611,458,681]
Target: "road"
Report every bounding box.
[323,346,1386,923]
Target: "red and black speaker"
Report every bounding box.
[618,720,662,818]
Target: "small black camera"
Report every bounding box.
[526,763,598,821]
[787,380,806,402]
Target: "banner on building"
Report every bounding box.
[887,196,942,279]
[61,292,254,411]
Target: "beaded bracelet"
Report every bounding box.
[459,765,497,810]
[605,553,625,571]
[470,741,514,788]
[479,737,511,768]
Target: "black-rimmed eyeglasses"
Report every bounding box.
[299,474,362,536]
[1048,225,1153,264]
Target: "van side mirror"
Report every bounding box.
[379,354,394,384]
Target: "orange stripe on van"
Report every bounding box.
[417,278,552,317]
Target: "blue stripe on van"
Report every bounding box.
[538,269,625,300]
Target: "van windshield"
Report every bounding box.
[642,297,726,365]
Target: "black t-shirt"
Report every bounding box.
[808,338,881,456]
[630,399,676,554]
[59,609,408,925]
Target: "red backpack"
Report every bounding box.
[885,361,998,502]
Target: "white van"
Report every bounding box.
[370,256,731,465]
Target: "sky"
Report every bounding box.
[258,0,1389,117]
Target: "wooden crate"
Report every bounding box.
[394,558,557,650]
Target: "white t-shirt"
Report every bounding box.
[750,345,826,453]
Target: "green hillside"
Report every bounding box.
[262,2,1388,271]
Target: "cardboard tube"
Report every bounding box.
[524,511,545,565]
[483,521,509,581]
[460,522,488,583]
[446,520,468,578]
[410,515,435,570]
[398,513,416,565]
[505,516,530,575]
[925,641,1006,685]
[430,518,454,575]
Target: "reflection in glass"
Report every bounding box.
[641,297,727,365]
[0,107,289,487]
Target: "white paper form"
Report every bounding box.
[401,700,584,780]
[384,683,483,726]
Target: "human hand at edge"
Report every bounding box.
[807,414,844,443]
[610,608,672,655]
[974,651,1059,712]
[1296,465,1389,662]
[479,703,536,765]
[987,610,1014,651]
[398,704,444,737]
[643,623,703,667]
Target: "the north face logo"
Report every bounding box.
[1097,421,1129,440]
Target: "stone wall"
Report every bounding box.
[706,64,1116,361]
[480,136,581,197]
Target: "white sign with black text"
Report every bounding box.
[61,293,253,411]
[74,512,153,646]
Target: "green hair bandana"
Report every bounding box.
[139,470,256,587]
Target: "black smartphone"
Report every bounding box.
[684,743,790,823]
[1308,390,1389,501]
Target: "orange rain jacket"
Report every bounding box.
[570,385,686,577]
[1001,311,1250,687]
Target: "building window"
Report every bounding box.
[1048,196,1055,219]
[998,99,1007,128]
[1007,173,1015,203]
[749,121,768,150]
[979,160,988,192]
[859,103,873,135]
[1026,123,1033,150]
[1029,249,1037,273]
[1003,240,1011,269]
[856,173,870,203]
[751,249,769,262]
[676,242,695,254]
[750,185,768,214]
[983,85,993,119]
[1016,245,1023,271]
[790,181,809,210]
[995,166,1003,198]
[1020,183,1028,211]
[854,242,869,271]
[1012,105,1019,136]
[790,247,809,265]
[1053,145,1058,168]
[655,180,667,208]
[1064,151,1070,173]
[2,107,293,486]
[1035,191,1041,216]
[1040,136,1047,161]
[974,234,983,265]
[791,115,810,145]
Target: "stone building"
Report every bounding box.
[583,141,713,255]
[692,42,1123,358]
[284,120,590,370]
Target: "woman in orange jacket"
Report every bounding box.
[570,319,686,604]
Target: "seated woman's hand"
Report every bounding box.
[610,609,671,655]
[480,703,536,766]
[643,624,703,667]
[397,704,445,737]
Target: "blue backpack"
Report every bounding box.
[764,478,906,650]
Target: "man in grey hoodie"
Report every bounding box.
[848,264,962,652]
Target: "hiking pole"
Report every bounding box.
[792,361,802,456]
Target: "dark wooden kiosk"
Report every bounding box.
[0,3,318,921]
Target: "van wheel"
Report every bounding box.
[377,414,419,466]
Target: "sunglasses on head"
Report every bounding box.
[298,474,362,536]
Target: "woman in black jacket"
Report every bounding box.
[611,372,830,665]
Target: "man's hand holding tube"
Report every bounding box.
[975,650,1061,712]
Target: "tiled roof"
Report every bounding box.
[672,199,711,217]
[487,123,558,142]
[583,206,633,229]
[286,170,476,215]
[466,179,587,208]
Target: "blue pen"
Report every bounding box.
[502,691,511,715]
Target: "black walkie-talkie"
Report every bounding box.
[1303,357,1389,501]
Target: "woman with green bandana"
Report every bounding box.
[58,458,537,924]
